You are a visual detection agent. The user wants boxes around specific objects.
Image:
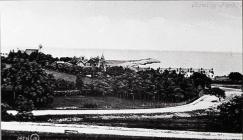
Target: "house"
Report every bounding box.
[51,61,73,67]
[76,56,89,67]
[25,49,38,55]
[82,62,91,67]
[75,54,107,71]
[0,52,8,57]
[185,71,194,78]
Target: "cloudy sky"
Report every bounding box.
[0,1,242,53]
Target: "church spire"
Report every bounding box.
[101,53,105,61]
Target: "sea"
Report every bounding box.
[42,48,242,76]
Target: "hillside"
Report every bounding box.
[45,69,77,83]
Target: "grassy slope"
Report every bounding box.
[45,69,77,83]
[50,95,187,109]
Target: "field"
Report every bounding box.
[50,95,188,109]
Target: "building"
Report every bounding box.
[0,52,8,57]
[76,56,89,67]
[98,53,107,71]
[75,54,107,71]
[25,49,38,55]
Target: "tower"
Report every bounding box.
[99,53,106,71]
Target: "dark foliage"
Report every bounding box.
[60,57,72,62]
[54,79,76,90]
[106,66,125,76]
[1,60,55,111]
[81,69,200,102]
[209,88,226,99]
[190,72,212,90]
[76,75,84,90]
[217,95,243,132]
[228,72,243,82]
[1,104,15,121]
[4,50,58,66]
[15,111,35,121]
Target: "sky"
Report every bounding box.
[0,1,242,53]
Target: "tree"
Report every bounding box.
[190,72,212,89]
[1,61,55,111]
[54,79,76,90]
[217,95,243,132]
[209,88,225,99]
[60,57,72,62]
[76,74,84,90]
[228,72,243,82]
[106,66,125,76]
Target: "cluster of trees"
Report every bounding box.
[204,88,226,99]
[3,50,102,76]
[113,69,199,102]
[3,50,58,66]
[1,59,56,120]
[80,67,215,102]
[228,72,243,83]
[217,95,242,132]
[190,72,212,89]
[105,66,134,76]
[213,72,243,85]
[1,61,55,110]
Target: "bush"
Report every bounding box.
[1,103,14,121]
[54,79,76,90]
[229,72,243,82]
[208,88,226,99]
[217,95,243,132]
[190,72,212,89]
[15,111,35,121]
[106,66,125,76]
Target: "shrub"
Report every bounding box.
[1,103,14,121]
[15,111,35,121]
[208,88,226,99]
[217,95,243,132]
[228,72,243,82]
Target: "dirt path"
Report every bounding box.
[1,122,242,140]
[7,95,221,116]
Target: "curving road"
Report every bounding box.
[7,95,220,116]
[7,86,242,116]
[3,87,242,140]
